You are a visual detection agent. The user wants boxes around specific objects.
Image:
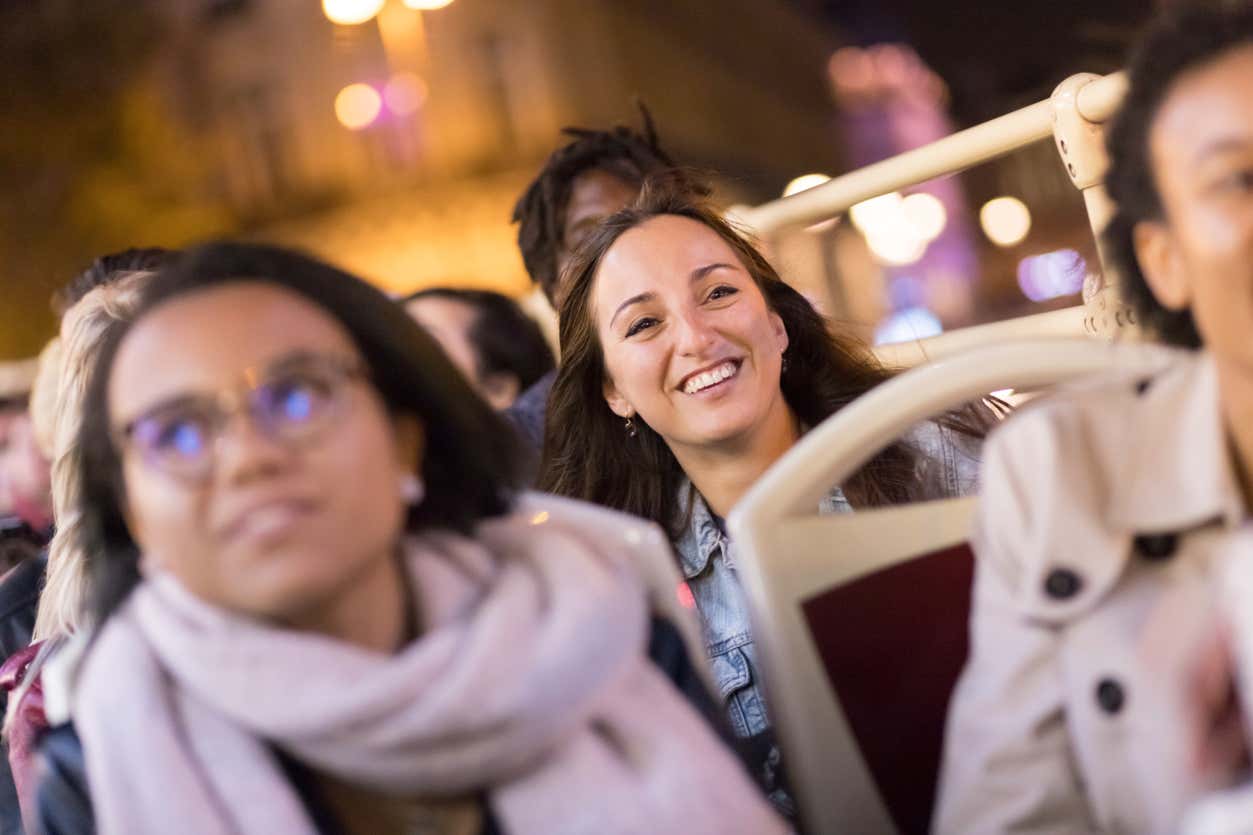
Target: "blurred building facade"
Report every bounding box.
[159,0,845,297]
[0,0,1120,358]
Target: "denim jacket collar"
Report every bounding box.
[673,479,852,579]
[674,482,723,580]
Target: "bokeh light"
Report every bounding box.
[322,0,384,26]
[403,0,456,8]
[1017,249,1087,301]
[901,192,947,242]
[334,83,383,130]
[864,229,926,265]
[782,173,831,197]
[384,73,429,115]
[887,275,926,309]
[849,192,927,266]
[980,196,1032,247]
[849,192,902,233]
[875,307,943,345]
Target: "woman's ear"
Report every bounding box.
[769,310,790,355]
[602,376,634,419]
[1134,220,1191,311]
[391,414,426,476]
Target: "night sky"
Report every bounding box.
[808,0,1152,123]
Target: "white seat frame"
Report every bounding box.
[727,338,1176,834]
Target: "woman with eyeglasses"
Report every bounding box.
[36,243,785,835]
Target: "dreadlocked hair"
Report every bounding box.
[512,103,678,304]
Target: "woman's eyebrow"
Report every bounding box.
[690,262,737,282]
[263,349,333,374]
[1192,134,1253,167]
[608,263,740,328]
[120,349,331,427]
[116,392,206,438]
[610,292,656,329]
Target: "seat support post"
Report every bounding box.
[1051,72,1138,339]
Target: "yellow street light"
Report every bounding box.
[322,0,384,25]
[980,196,1032,247]
[335,83,382,130]
[782,173,831,198]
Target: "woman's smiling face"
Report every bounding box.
[592,214,789,452]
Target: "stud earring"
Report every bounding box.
[399,473,425,506]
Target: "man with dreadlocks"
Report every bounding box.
[505,107,678,457]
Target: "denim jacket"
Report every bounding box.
[672,418,985,808]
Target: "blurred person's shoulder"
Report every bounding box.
[985,343,1196,467]
[976,346,1217,614]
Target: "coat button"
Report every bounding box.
[1134,533,1178,561]
[1096,678,1126,714]
[1044,568,1083,599]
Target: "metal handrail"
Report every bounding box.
[871,306,1089,368]
[736,72,1126,236]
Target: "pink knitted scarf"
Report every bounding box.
[74,508,785,835]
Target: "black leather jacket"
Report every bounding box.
[0,553,43,674]
[0,552,44,835]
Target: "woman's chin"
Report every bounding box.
[672,415,760,450]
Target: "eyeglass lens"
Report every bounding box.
[127,359,354,479]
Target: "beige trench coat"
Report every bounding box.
[935,349,1249,835]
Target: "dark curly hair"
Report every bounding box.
[401,287,555,392]
[1102,1,1253,348]
[511,104,676,305]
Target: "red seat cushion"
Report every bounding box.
[800,542,974,835]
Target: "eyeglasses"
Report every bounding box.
[113,353,369,484]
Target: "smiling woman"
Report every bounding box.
[539,178,993,816]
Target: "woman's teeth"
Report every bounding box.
[683,361,738,394]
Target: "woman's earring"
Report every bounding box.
[781,355,790,373]
[399,473,425,506]
[624,416,638,438]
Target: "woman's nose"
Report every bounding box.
[673,309,719,356]
[214,410,290,486]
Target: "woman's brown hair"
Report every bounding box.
[538,178,984,538]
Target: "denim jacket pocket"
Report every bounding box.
[709,645,770,738]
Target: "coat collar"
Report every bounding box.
[1109,351,1245,535]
